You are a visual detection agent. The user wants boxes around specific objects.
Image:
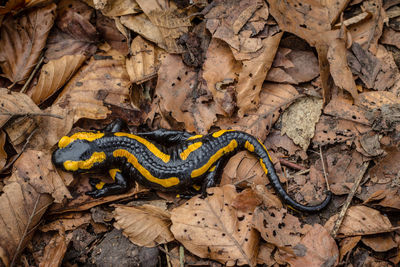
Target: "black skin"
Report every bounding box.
[52,120,332,212]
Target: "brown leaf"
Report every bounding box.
[324,205,393,236]
[85,0,140,16]
[252,206,310,248]
[236,33,282,117]
[0,130,6,170]
[0,166,53,266]
[361,234,397,252]
[216,83,300,140]
[381,27,400,49]
[324,95,370,125]
[28,55,86,104]
[114,204,174,247]
[40,231,72,267]
[154,54,217,133]
[257,243,276,266]
[339,236,361,262]
[170,185,259,266]
[0,0,25,15]
[281,224,339,266]
[126,36,165,84]
[0,4,56,83]
[232,188,262,212]
[55,49,132,123]
[40,213,92,232]
[281,97,323,150]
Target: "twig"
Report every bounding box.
[179,245,185,267]
[295,169,310,175]
[164,244,172,267]
[0,112,64,119]
[279,158,307,171]
[319,146,330,191]
[331,161,369,238]
[20,55,44,93]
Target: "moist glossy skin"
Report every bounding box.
[52,122,332,212]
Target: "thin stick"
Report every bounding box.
[331,161,369,238]
[0,112,64,119]
[319,145,330,191]
[20,56,44,93]
[279,158,307,171]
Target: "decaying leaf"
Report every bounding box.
[126,36,165,84]
[324,205,393,237]
[0,4,56,84]
[281,224,339,266]
[171,185,259,266]
[114,204,174,247]
[361,234,397,252]
[29,55,86,104]
[281,96,323,150]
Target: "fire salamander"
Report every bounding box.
[52,119,331,212]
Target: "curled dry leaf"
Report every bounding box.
[154,54,217,133]
[281,224,339,266]
[126,36,165,84]
[55,49,132,123]
[29,55,86,104]
[324,205,393,237]
[113,204,174,247]
[0,4,56,84]
[170,185,259,266]
[0,88,42,148]
[0,157,53,266]
[281,96,323,151]
[216,83,300,140]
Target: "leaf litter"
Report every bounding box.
[0,0,400,266]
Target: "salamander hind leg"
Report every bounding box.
[200,158,226,198]
[86,170,130,198]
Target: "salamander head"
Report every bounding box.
[52,136,106,172]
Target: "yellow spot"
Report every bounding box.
[212,129,234,138]
[245,141,254,152]
[96,181,106,190]
[109,169,121,180]
[114,132,170,163]
[113,149,179,188]
[187,134,203,140]
[63,152,106,171]
[176,194,180,198]
[209,166,216,172]
[191,139,238,178]
[259,159,269,175]
[192,184,201,191]
[180,142,202,160]
[58,132,104,148]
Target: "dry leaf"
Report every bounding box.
[0,4,56,84]
[281,96,323,150]
[216,83,301,140]
[0,130,7,170]
[55,49,132,123]
[281,224,339,266]
[324,205,393,236]
[29,55,86,104]
[114,204,174,247]
[40,231,72,267]
[339,236,361,262]
[84,0,140,16]
[381,27,400,49]
[96,12,129,55]
[257,243,276,266]
[236,33,282,117]
[324,95,370,125]
[361,234,397,252]
[40,213,92,232]
[170,185,259,266]
[126,36,165,84]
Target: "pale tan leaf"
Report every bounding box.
[55,49,131,123]
[126,36,165,84]
[0,4,56,83]
[324,205,394,236]
[29,55,86,104]
[281,97,323,151]
[170,185,259,266]
[113,204,174,247]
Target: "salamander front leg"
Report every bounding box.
[104,118,126,133]
[86,169,129,198]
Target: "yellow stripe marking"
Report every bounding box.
[245,141,254,152]
[187,134,203,140]
[114,132,170,163]
[113,149,179,188]
[63,152,106,171]
[109,168,121,180]
[212,129,234,138]
[192,184,201,191]
[180,142,202,160]
[96,181,106,190]
[209,166,216,172]
[259,159,269,175]
[191,139,238,178]
[58,132,104,148]
[258,139,273,161]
